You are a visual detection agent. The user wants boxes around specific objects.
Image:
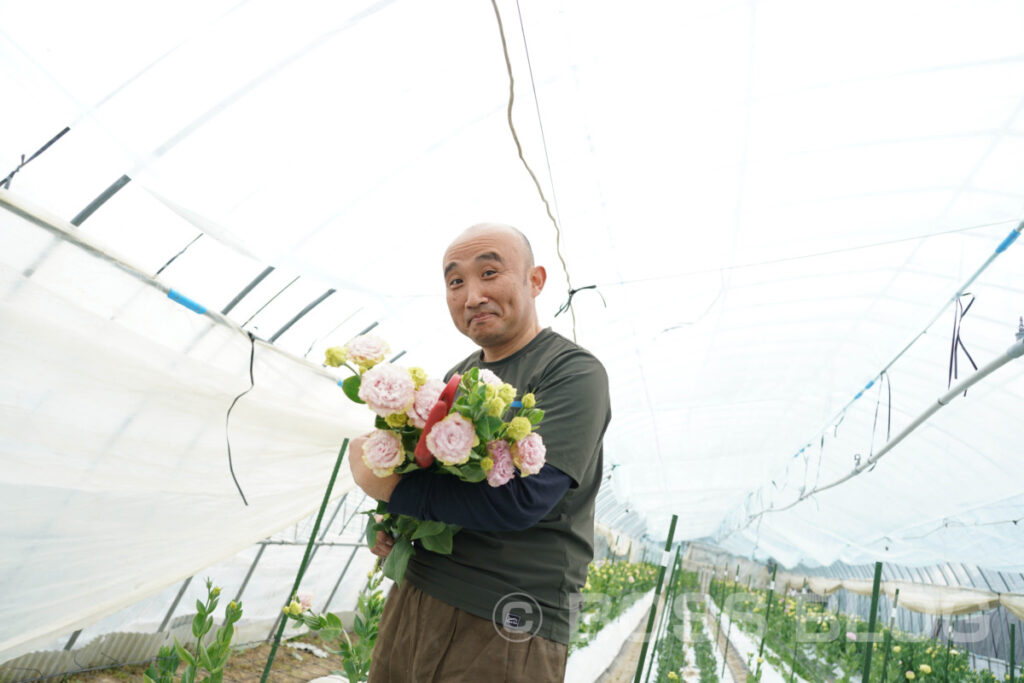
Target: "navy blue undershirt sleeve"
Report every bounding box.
[386,463,572,532]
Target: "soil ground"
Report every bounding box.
[60,636,349,683]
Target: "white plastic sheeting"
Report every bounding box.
[0,195,365,660]
[3,0,1024,658]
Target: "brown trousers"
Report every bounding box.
[368,581,567,682]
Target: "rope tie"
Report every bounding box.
[555,284,605,317]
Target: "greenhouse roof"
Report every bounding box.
[3,0,1024,662]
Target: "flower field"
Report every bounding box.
[706,577,1022,683]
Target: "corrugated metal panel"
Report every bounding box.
[0,618,297,683]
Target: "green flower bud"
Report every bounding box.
[324,346,348,367]
[506,416,531,441]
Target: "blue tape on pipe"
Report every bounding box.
[995,230,1020,253]
[167,289,207,314]
[864,380,875,390]
[510,401,523,408]
[337,379,345,387]
[854,391,863,400]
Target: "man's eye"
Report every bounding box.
[482,269,497,277]
[448,278,463,287]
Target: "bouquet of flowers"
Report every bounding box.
[325,334,547,583]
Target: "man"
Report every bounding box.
[348,223,611,682]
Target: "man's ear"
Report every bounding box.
[529,265,546,297]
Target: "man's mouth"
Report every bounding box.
[469,312,496,325]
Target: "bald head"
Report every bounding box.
[441,222,546,361]
[453,222,534,271]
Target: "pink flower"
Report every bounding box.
[297,591,314,610]
[486,440,515,487]
[426,413,476,465]
[346,334,389,369]
[358,363,415,417]
[362,429,404,476]
[478,369,503,386]
[406,379,445,429]
[846,631,857,641]
[512,432,546,476]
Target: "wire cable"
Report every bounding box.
[489,0,578,339]
[224,332,257,506]
[718,219,1024,535]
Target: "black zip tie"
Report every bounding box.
[225,331,257,506]
[555,284,605,317]
[868,371,889,465]
[813,434,824,489]
[154,233,203,276]
[1,127,71,189]
[948,294,978,396]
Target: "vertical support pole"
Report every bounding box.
[722,564,740,677]
[1010,622,1016,683]
[645,546,682,683]
[788,616,800,683]
[158,576,194,632]
[861,561,884,682]
[756,564,778,680]
[632,514,678,683]
[879,588,900,683]
[234,543,267,603]
[260,439,348,683]
[714,564,726,643]
[322,545,361,613]
[63,630,82,651]
[943,615,954,683]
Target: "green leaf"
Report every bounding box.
[195,599,205,614]
[419,526,455,554]
[528,408,545,425]
[395,515,417,536]
[198,644,213,671]
[395,461,421,473]
[411,520,447,540]
[458,463,486,483]
[191,613,205,638]
[174,640,196,667]
[341,375,365,404]
[374,415,388,429]
[381,536,415,585]
[326,612,343,630]
[365,516,378,548]
[354,614,365,637]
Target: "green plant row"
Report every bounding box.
[570,560,660,654]
[707,577,1022,683]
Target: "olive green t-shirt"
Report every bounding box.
[403,328,611,644]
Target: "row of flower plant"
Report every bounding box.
[706,576,1021,683]
[570,559,659,654]
[646,568,720,682]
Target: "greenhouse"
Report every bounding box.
[2,1,1023,682]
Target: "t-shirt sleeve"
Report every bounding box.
[528,350,611,487]
[387,463,572,532]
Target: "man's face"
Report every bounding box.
[442,227,542,357]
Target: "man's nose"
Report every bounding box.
[465,281,488,307]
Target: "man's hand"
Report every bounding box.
[370,530,394,559]
[349,435,401,501]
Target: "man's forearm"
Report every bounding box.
[387,464,572,532]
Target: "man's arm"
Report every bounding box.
[348,436,401,501]
[387,464,572,532]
